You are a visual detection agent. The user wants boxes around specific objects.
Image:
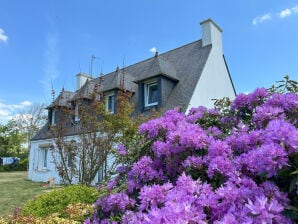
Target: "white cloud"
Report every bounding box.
[149,47,157,54]
[279,8,292,18]
[292,6,298,13]
[252,13,272,25]
[253,5,298,25]
[0,28,8,43]
[279,5,298,18]
[20,101,32,107]
[0,100,33,124]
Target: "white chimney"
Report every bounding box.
[76,73,92,90]
[200,19,223,54]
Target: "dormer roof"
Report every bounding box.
[133,56,178,83]
[47,90,74,108]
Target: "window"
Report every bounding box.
[106,94,115,113]
[145,81,158,107]
[51,109,56,125]
[75,104,80,122]
[38,148,48,170]
[67,152,73,167]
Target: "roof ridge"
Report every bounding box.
[95,39,202,79]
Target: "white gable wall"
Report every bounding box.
[186,19,235,112]
[186,47,235,112]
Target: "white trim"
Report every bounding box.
[51,109,56,126]
[144,81,158,107]
[105,93,115,114]
[38,147,49,170]
[75,103,80,122]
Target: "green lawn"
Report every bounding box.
[0,171,52,217]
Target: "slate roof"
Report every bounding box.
[47,90,75,108]
[72,79,99,101]
[133,55,178,83]
[96,69,137,93]
[122,39,211,111]
[32,39,212,141]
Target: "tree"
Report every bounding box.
[0,120,26,156]
[14,103,47,151]
[50,77,154,185]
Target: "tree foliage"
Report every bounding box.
[14,103,47,149]
[0,120,26,156]
[50,78,158,185]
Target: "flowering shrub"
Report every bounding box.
[87,77,298,223]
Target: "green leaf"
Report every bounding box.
[283,206,298,220]
[289,176,298,193]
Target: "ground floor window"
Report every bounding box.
[38,148,48,170]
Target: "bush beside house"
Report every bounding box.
[86,76,298,223]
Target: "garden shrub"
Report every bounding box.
[0,213,81,224]
[16,158,28,171]
[86,76,298,223]
[0,203,93,224]
[20,185,100,218]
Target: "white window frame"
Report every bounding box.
[38,148,48,170]
[105,93,115,114]
[144,81,158,107]
[75,103,80,122]
[51,109,56,125]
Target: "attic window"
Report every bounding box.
[106,93,115,114]
[145,81,158,107]
[51,109,57,125]
[75,104,80,122]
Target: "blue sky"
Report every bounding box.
[0,0,297,123]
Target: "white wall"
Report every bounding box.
[28,139,62,184]
[186,19,235,112]
[28,135,113,185]
[186,48,235,112]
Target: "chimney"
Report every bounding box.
[76,73,92,90]
[200,19,223,54]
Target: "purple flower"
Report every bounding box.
[236,143,288,177]
[94,192,135,217]
[138,183,173,211]
[253,105,285,128]
[245,195,290,223]
[116,144,127,156]
[265,119,298,153]
[182,155,204,169]
[107,179,117,191]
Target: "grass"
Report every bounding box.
[0,171,53,217]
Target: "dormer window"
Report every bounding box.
[145,81,158,107]
[51,109,57,125]
[106,93,115,114]
[75,104,80,122]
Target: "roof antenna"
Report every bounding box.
[90,54,96,78]
[51,80,55,103]
[120,56,126,90]
[100,60,104,75]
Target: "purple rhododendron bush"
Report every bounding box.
[86,80,298,223]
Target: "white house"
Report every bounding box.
[28,19,236,184]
